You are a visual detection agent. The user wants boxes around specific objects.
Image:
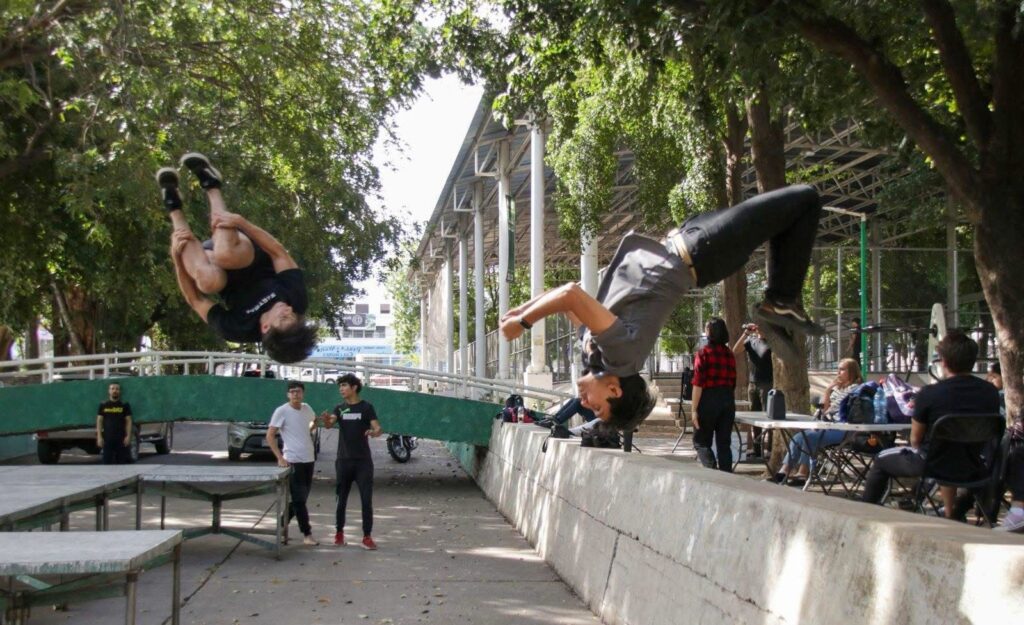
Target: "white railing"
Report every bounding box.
[0,351,572,409]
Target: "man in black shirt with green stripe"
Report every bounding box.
[323,373,382,550]
[96,382,132,464]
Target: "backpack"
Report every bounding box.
[882,374,918,424]
[580,422,621,449]
[497,393,535,424]
[681,368,694,401]
[765,388,786,420]
[838,383,877,424]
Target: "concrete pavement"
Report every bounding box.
[4,423,601,625]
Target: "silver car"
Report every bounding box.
[226,422,321,461]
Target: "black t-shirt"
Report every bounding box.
[98,400,132,442]
[913,374,1001,478]
[207,268,308,343]
[744,337,774,386]
[333,400,378,460]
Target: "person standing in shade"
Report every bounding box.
[267,380,323,546]
[733,323,773,458]
[96,382,133,465]
[324,373,382,550]
[692,318,738,472]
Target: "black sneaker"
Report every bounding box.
[179,152,222,189]
[155,167,182,211]
[752,312,801,363]
[753,298,825,336]
[534,418,556,429]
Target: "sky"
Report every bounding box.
[372,75,484,230]
[355,75,484,302]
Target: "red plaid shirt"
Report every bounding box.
[692,344,736,389]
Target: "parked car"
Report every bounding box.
[227,421,321,461]
[35,422,174,464]
[34,373,174,464]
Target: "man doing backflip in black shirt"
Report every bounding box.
[156,154,317,363]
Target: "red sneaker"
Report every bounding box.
[333,532,345,546]
[361,535,378,550]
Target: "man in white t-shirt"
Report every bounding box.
[268,380,325,546]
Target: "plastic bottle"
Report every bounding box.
[873,385,888,424]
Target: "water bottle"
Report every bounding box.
[873,385,888,424]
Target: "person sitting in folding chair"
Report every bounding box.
[861,331,1001,518]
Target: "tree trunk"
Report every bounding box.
[0,326,13,361]
[748,89,812,472]
[25,317,39,359]
[50,280,85,355]
[723,102,750,399]
[974,187,1024,425]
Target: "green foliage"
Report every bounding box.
[1,0,427,351]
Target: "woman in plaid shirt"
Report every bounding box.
[692,317,738,471]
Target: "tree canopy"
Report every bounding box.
[1,0,430,353]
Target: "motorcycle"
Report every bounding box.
[386,434,418,463]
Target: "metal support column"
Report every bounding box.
[581,228,598,296]
[497,140,511,380]
[445,251,455,375]
[419,291,429,373]
[528,120,549,375]
[870,220,882,371]
[473,181,486,386]
[458,229,469,391]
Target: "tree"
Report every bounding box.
[675,0,1024,418]
[1,0,425,353]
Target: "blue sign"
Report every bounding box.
[313,342,395,360]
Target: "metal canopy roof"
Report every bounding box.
[411,98,916,285]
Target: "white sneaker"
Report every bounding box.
[996,512,1024,533]
[302,534,320,546]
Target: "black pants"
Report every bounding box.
[553,397,595,425]
[693,387,736,472]
[288,462,315,536]
[1007,437,1024,501]
[101,439,129,465]
[862,447,925,504]
[681,185,821,302]
[336,458,374,536]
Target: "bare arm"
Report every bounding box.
[500,283,617,341]
[691,385,703,429]
[909,420,927,449]
[731,331,750,355]
[267,425,287,467]
[366,419,383,438]
[171,254,215,321]
[123,415,132,446]
[96,415,103,447]
[212,213,297,272]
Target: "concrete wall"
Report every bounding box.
[456,423,1024,625]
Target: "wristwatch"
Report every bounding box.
[519,317,532,330]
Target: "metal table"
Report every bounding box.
[734,411,911,494]
[140,465,291,559]
[0,530,182,625]
[0,466,146,532]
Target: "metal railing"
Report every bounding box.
[0,351,573,410]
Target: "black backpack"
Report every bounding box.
[580,422,622,449]
[681,368,694,401]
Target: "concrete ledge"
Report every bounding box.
[458,422,1024,625]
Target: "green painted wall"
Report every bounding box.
[0,377,501,446]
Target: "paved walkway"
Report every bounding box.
[5,423,601,625]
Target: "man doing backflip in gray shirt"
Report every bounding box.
[501,185,823,433]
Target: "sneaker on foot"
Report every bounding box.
[179,152,223,189]
[302,534,319,546]
[752,313,801,363]
[996,511,1024,533]
[754,298,825,336]
[534,418,556,429]
[334,531,346,546]
[361,535,378,550]
[155,167,182,211]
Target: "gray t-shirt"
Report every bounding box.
[580,233,695,377]
[269,402,316,463]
